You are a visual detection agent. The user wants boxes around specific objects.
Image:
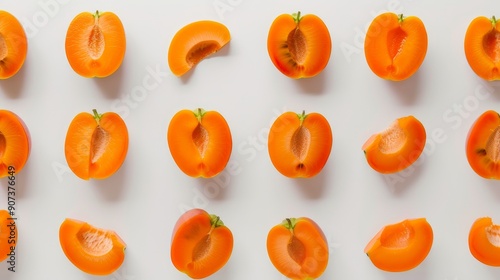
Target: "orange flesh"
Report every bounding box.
[171,209,233,279]
[65,11,126,78]
[364,13,427,81]
[0,110,31,177]
[363,116,426,174]
[0,10,27,79]
[466,110,500,179]
[168,20,230,76]
[469,217,500,266]
[59,218,126,275]
[0,210,16,262]
[267,217,329,279]
[64,110,128,180]
[268,111,333,178]
[364,218,433,272]
[267,12,331,79]
[167,109,232,178]
[465,16,500,81]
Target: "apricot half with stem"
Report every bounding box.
[365,218,433,272]
[65,10,126,78]
[64,109,128,180]
[469,217,500,266]
[0,210,16,262]
[268,111,333,178]
[0,10,28,79]
[464,16,500,81]
[0,109,31,177]
[363,115,426,174]
[171,208,233,279]
[267,217,329,279]
[168,20,230,76]
[267,11,331,79]
[59,218,126,275]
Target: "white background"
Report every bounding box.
[1,0,500,279]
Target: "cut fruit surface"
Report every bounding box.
[0,10,27,79]
[0,110,31,177]
[0,210,16,262]
[469,217,500,266]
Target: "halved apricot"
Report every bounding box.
[64,109,128,180]
[267,217,329,279]
[59,218,126,275]
[466,110,500,179]
[268,111,332,178]
[364,13,428,81]
[464,16,500,81]
[0,109,31,177]
[168,20,230,76]
[171,208,233,279]
[167,108,232,178]
[469,217,500,266]
[365,218,433,272]
[363,115,426,174]
[0,210,16,262]
[0,10,27,79]
[267,11,331,79]
[65,10,126,78]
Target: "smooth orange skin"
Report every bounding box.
[363,116,426,174]
[64,111,128,180]
[469,217,500,266]
[0,10,27,79]
[267,217,329,279]
[365,218,433,272]
[464,16,500,81]
[364,13,428,81]
[466,110,500,179]
[171,208,233,279]
[0,210,16,262]
[267,13,331,79]
[65,11,126,78]
[268,112,333,178]
[0,110,31,177]
[59,218,126,275]
[168,20,230,76]
[167,109,232,178]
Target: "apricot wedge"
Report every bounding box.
[365,218,433,272]
[268,111,332,178]
[167,108,232,178]
[168,20,230,76]
[0,210,16,263]
[466,110,500,179]
[267,217,329,279]
[364,13,428,81]
[65,10,126,78]
[0,109,31,177]
[363,116,426,174]
[469,217,500,266]
[0,10,28,79]
[59,218,126,275]
[267,11,331,79]
[464,16,500,81]
[171,208,233,279]
[64,109,128,180]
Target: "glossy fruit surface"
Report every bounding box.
[0,10,28,79]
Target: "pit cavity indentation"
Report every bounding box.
[0,33,7,61]
[380,221,415,249]
[291,126,311,162]
[483,29,500,63]
[88,24,105,60]
[193,124,209,158]
[486,225,500,247]
[288,235,306,265]
[387,27,407,60]
[485,126,500,162]
[186,41,219,67]
[287,28,307,65]
[192,234,212,261]
[77,229,113,256]
[379,121,407,154]
[90,127,110,164]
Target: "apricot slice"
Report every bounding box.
[0,109,31,177]
[365,218,433,272]
[168,20,230,76]
[171,208,233,279]
[59,218,126,275]
[64,109,128,180]
[267,11,331,79]
[267,217,329,279]
[464,16,500,81]
[469,217,500,266]
[364,13,428,81]
[167,108,232,178]
[363,115,426,174]
[268,111,332,178]
[465,110,500,179]
[65,10,126,78]
[0,10,27,79]
[0,210,16,262]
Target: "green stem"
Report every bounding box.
[194,108,206,123]
[398,14,405,24]
[92,109,102,124]
[94,10,100,24]
[209,214,224,228]
[492,16,498,27]
[297,110,307,125]
[292,11,302,25]
[283,217,298,231]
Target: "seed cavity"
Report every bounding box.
[291,126,311,162]
[192,234,212,261]
[288,235,306,265]
[483,29,500,63]
[77,229,113,256]
[379,121,407,154]
[88,23,105,60]
[486,225,500,247]
[387,27,407,60]
[287,28,307,65]
[0,132,6,159]
[485,126,500,162]
[193,124,209,158]
[380,221,415,249]
[90,126,110,164]
[186,41,220,67]
[0,33,7,61]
